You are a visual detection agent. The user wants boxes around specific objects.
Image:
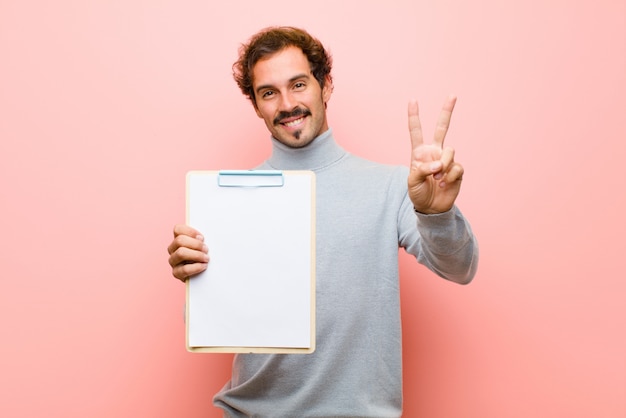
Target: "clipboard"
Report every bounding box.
[185,170,316,354]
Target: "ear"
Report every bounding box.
[322,76,333,104]
[251,96,263,118]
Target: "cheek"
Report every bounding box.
[255,105,272,121]
[256,103,275,120]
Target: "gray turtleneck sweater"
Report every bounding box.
[213,129,479,417]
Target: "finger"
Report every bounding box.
[439,163,464,187]
[435,146,455,179]
[433,95,457,147]
[169,245,209,269]
[168,235,207,259]
[168,224,205,255]
[172,262,208,282]
[447,163,464,182]
[409,160,444,185]
[173,224,203,240]
[408,100,424,151]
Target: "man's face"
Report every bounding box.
[252,46,332,148]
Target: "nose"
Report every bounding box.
[278,91,297,111]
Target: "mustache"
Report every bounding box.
[273,107,311,125]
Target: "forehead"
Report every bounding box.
[252,46,312,88]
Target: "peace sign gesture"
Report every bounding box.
[408,96,464,214]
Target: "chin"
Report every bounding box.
[279,139,310,149]
[275,131,314,148]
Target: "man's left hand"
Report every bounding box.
[407,95,464,214]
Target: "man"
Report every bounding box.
[167,26,478,417]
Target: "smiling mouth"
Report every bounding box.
[283,117,305,127]
[274,108,311,127]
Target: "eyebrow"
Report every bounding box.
[255,73,311,95]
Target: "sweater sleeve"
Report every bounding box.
[398,185,479,285]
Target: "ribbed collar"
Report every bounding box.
[264,129,347,171]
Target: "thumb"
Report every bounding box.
[409,160,442,185]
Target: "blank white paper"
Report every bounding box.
[186,171,314,350]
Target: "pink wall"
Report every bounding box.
[1,1,624,417]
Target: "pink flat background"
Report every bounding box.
[1,1,624,417]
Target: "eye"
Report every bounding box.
[294,82,306,90]
[261,90,274,99]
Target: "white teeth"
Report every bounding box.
[284,117,304,127]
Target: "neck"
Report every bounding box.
[265,129,346,171]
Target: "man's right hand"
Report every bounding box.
[167,224,209,281]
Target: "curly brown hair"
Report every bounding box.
[233,26,333,105]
